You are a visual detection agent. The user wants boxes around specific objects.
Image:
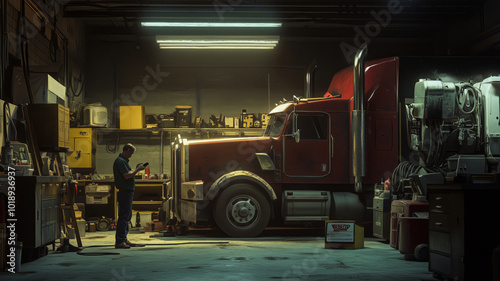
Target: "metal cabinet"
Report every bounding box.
[68,128,96,170]
[428,183,500,281]
[0,176,65,260]
[372,197,391,241]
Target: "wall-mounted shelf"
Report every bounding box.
[72,127,266,176]
[90,127,265,139]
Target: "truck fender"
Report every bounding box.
[206,170,277,202]
[330,192,365,222]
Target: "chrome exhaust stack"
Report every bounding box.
[352,45,367,193]
[305,60,318,98]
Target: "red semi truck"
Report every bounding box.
[165,45,500,238]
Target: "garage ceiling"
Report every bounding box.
[63,0,485,38]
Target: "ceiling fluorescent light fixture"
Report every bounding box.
[156,36,280,50]
[160,46,276,49]
[142,22,282,28]
[157,39,279,44]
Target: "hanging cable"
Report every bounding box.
[391,161,429,195]
[69,70,84,97]
[75,241,230,256]
[3,102,10,144]
[20,0,35,104]
[0,0,6,100]
[49,14,59,63]
[475,85,482,151]
[5,102,17,142]
[106,132,120,154]
[456,84,479,115]
[405,104,417,151]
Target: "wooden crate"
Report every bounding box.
[27,104,69,150]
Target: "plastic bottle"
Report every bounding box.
[145,166,150,179]
[384,178,391,191]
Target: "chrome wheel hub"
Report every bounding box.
[230,199,256,223]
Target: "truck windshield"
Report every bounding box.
[264,114,286,137]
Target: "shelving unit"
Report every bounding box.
[92,127,266,176]
[94,127,266,139]
[76,180,168,221]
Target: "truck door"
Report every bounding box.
[283,112,331,177]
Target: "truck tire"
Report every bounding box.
[213,183,271,237]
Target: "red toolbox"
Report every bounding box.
[398,217,429,260]
[390,200,429,249]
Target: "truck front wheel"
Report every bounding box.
[213,183,271,237]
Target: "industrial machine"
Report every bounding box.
[164,46,500,241]
[1,141,33,176]
[407,77,499,176]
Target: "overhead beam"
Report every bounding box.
[63,0,482,20]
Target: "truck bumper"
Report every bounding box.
[178,181,205,223]
[170,135,207,224]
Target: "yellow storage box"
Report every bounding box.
[120,106,145,129]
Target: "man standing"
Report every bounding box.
[113,143,145,248]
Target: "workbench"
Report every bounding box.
[75,179,169,221]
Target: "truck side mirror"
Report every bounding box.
[292,113,300,143]
[293,129,301,143]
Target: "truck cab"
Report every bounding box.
[167,49,403,237]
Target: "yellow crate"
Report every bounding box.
[120,106,146,129]
[28,104,69,149]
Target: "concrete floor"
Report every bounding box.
[2,228,434,281]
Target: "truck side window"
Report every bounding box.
[265,114,286,137]
[297,115,328,140]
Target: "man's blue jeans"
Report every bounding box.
[116,190,134,244]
